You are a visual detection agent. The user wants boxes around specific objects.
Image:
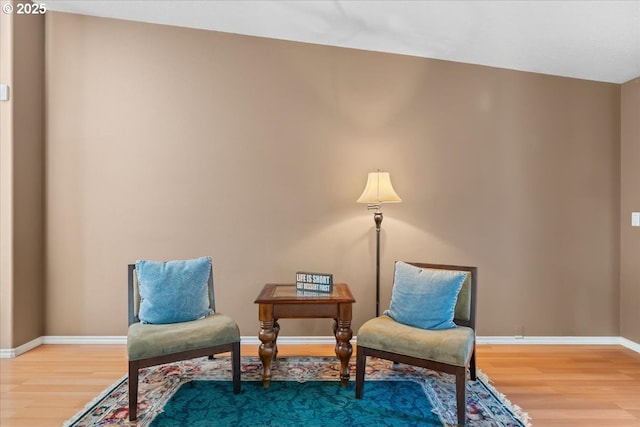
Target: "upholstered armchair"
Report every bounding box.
[355,261,477,427]
[127,257,241,421]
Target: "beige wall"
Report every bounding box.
[0,4,45,349]
[12,10,45,347]
[41,12,623,340]
[620,78,640,344]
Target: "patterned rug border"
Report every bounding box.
[64,375,128,427]
[474,370,531,426]
[64,356,532,427]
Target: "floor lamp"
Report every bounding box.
[357,171,402,317]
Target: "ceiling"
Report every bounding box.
[46,0,640,84]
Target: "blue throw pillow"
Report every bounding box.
[383,261,467,330]
[136,256,213,324]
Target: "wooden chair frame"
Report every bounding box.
[355,262,477,427]
[127,264,241,421]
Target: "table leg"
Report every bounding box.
[334,318,353,386]
[273,320,280,359]
[258,319,277,388]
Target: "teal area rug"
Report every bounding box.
[64,356,531,427]
[152,380,438,427]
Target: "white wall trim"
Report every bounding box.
[620,337,640,353]
[42,335,127,345]
[2,335,639,358]
[476,336,622,345]
[0,336,42,358]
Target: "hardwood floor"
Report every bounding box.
[1,344,639,426]
[477,345,640,427]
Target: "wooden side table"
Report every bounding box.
[254,283,356,387]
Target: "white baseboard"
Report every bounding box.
[0,336,42,358]
[620,337,640,353]
[42,335,127,345]
[479,335,640,352]
[42,335,337,346]
[476,336,622,345]
[2,335,639,358]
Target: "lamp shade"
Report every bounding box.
[357,172,402,205]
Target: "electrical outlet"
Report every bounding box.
[632,212,640,227]
[513,324,524,339]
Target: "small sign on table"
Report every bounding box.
[296,272,333,293]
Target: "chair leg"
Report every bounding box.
[469,351,477,381]
[455,369,466,427]
[355,347,366,399]
[232,341,241,394]
[128,360,139,421]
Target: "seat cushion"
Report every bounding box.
[357,315,475,367]
[127,313,240,361]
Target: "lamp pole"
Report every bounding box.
[374,210,383,317]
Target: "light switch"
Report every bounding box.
[633,212,640,227]
[0,85,8,101]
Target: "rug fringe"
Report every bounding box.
[62,375,128,427]
[476,369,533,427]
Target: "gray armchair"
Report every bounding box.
[355,262,477,427]
[127,257,241,421]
